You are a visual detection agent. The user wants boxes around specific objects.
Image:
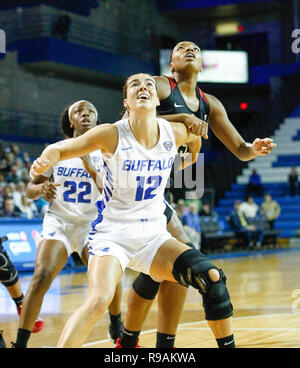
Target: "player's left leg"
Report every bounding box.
[155,210,192,348]
[150,239,235,348]
[0,246,44,338]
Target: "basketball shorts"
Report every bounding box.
[39,212,92,257]
[88,216,174,275]
[163,200,174,224]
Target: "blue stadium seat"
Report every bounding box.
[215,114,300,241]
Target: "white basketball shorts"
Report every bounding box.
[87,216,174,275]
[39,212,93,257]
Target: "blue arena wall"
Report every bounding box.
[16,37,156,78]
[156,0,277,11]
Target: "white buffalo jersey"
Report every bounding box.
[100,118,177,222]
[42,139,102,223]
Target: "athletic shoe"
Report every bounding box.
[17,304,45,333]
[114,337,142,348]
[108,321,124,343]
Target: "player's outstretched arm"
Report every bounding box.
[206,93,276,161]
[30,124,118,179]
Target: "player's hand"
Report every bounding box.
[30,157,51,180]
[183,114,208,139]
[252,138,276,156]
[39,181,60,201]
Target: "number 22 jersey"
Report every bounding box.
[42,139,102,223]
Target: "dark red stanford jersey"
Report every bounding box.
[157,76,210,122]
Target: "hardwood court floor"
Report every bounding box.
[1,248,300,348]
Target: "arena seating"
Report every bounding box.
[214,103,300,240]
[0,1,100,16]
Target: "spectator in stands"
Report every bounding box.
[0,187,3,210]
[20,168,30,185]
[18,194,38,219]
[0,152,13,176]
[9,143,23,160]
[5,152,17,172]
[34,196,49,217]
[181,202,201,248]
[5,183,17,200]
[185,191,202,213]
[239,196,259,223]
[200,204,220,252]
[24,161,32,172]
[245,169,264,197]
[288,166,298,196]
[15,157,25,176]
[0,198,22,218]
[13,181,26,210]
[0,156,7,175]
[175,198,188,218]
[52,12,72,42]
[22,152,31,164]
[6,165,21,184]
[228,200,264,248]
[0,173,5,188]
[260,193,281,230]
[200,203,219,220]
[2,186,13,200]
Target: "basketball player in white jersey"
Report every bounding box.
[30,74,275,348]
[13,100,123,348]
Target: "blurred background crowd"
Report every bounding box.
[0,141,49,219]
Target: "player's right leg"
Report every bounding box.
[14,239,69,348]
[81,245,124,342]
[150,239,234,348]
[57,254,123,348]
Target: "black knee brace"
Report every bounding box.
[132,273,160,300]
[172,249,233,321]
[186,242,195,249]
[0,247,19,287]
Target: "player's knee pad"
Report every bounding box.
[172,249,233,320]
[0,248,19,287]
[132,273,160,300]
